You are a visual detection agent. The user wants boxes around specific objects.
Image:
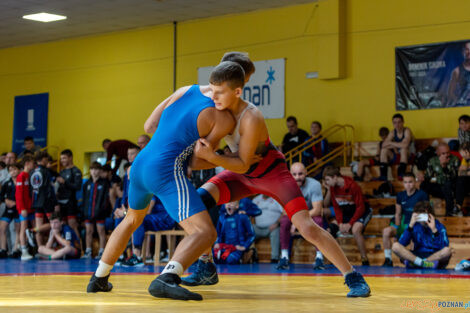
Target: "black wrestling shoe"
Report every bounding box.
[148,273,203,301]
[87,274,113,293]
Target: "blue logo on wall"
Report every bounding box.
[266,66,276,84]
[242,66,276,107]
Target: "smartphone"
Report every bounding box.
[416,213,429,222]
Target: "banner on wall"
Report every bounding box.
[198,58,285,119]
[396,39,470,110]
[12,93,48,154]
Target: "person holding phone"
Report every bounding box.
[392,201,451,269]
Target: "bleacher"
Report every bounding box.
[255,138,470,269]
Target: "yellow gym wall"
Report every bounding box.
[1,0,469,169]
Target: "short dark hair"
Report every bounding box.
[221,52,255,76]
[35,151,50,163]
[21,155,33,167]
[402,172,415,180]
[286,116,298,124]
[61,149,73,157]
[49,212,61,221]
[209,61,245,89]
[392,113,404,121]
[90,161,102,170]
[459,114,470,123]
[322,165,341,178]
[312,121,322,130]
[413,201,435,216]
[379,127,389,137]
[8,163,20,170]
[102,139,111,146]
[460,142,470,152]
[128,146,140,152]
[101,164,112,172]
[24,136,34,142]
[123,162,131,170]
[0,161,5,169]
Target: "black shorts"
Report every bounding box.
[59,200,78,219]
[342,203,373,229]
[34,205,54,219]
[0,207,19,223]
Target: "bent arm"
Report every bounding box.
[309,200,323,217]
[392,129,412,149]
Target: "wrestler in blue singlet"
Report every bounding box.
[128,85,214,222]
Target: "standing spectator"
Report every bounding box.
[303,121,329,164]
[18,137,41,159]
[392,201,451,269]
[16,156,34,261]
[81,162,110,259]
[102,138,138,175]
[458,114,470,145]
[354,127,389,181]
[382,172,428,267]
[252,194,283,263]
[5,152,17,166]
[137,134,151,150]
[37,212,80,260]
[323,166,372,266]
[421,143,460,216]
[281,116,310,158]
[30,151,55,246]
[0,162,8,187]
[213,201,255,264]
[277,162,325,270]
[379,114,415,180]
[56,149,82,241]
[0,152,17,185]
[0,163,21,258]
[456,142,470,215]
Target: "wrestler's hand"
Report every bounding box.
[195,138,215,161]
[249,153,263,165]
[235,245,246,251]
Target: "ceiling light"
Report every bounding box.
[23,13,67,23]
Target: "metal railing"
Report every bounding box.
[284,124,355,176]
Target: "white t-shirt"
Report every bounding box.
[300,177,323,210]
[252,194,284,228]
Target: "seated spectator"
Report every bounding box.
[102,138,138,175]
[303,121,329,165]
[392,201,451,269]
[379,114,415,180]
[458,114,470,145]
[137,134,151,150]
[281,116,310,161]
[122,196,175,267]
[16,156,35,261]
[37,212,80,260]
[213,201,255,264]
[18,136,41,159]
[252,194,283,263]
[323,165,372,266]
[382,172,428,267]
[353,127,389,181]
[81,162,110,259]
[0,163,21,258]
[456,142,470,215]
[421,143,460,216]
[278,163,325,270]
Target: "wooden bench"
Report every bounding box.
[141,229,187,266]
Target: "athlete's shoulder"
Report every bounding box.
[242,102,264,123]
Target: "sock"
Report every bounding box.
[85,248,92,254]
[316,251,323,260]
[398,162,407,177]
[99,248,104,254]
[21,246,28,253]
[199,254,213,263]
[95,260,113,278]
[161,261,184,276]
[379,163,388,178]
[384,249,392,259]
[281,249,289,260]
[414,257,423,267]
[343,268,355,277]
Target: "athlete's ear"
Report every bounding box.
[234,87,243,98]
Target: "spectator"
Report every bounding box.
[101,164,122,210]
[37,212,80,260]
[213,201,255,264]
[252,194,283,263]
[0,161,8,187]
[303,121,329,164]
[137,134,151,150]
[382,172,428,267]
[5,152,17,166]
[81,162,110,259]
[353,127,389,181]
[456,142,470,215]
[392,201,451,269]
[281,116,310,159]
[122,196,175,267]
[278,162,325,270]
[0,153,6,163]
[18,137,41,159]
[16,156,34,261]
[379,114,415,180]
[0,152,17,185]
[0,163,21,258]
[458,114,470,145]
[102,138,138,175]
[421,143,460,216]
[323,165,372,266]
[30,151,56,247]
[56,149,82,242]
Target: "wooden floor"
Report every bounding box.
[0,274,468,313]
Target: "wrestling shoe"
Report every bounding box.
[276,257,289,270]
[21,250,33,261]
[87,274,113,293]
[25,229,36,247]
[81,250,92,259]
[345,271,371,298]
[181,259,218,286]
[421,260,439,269]
[313,258,325,270]
[148,273,202,301]
[382,258,393,267]
[121,255,144,267]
